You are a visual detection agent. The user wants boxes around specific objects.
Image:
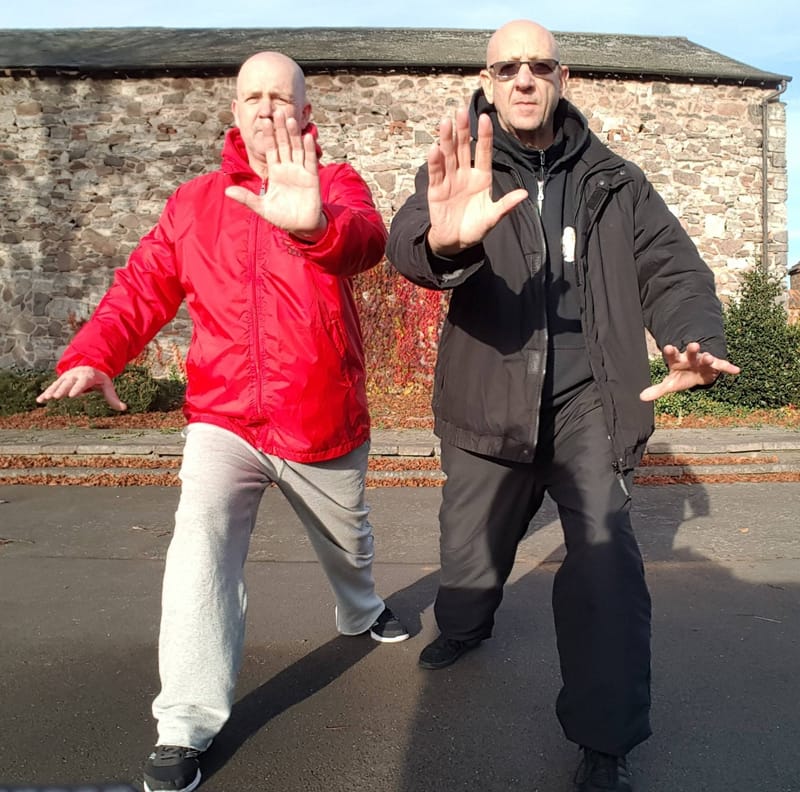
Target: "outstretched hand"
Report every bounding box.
[426,107,528,256]
[36,365,127,411]
[639,342,741,402]
[225,109,327,240]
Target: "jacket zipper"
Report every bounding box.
[536,149,546,214]
[507,166,547,457]
[250,180,267,412]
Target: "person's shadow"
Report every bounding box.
[394,478,800,791]
[160,479,797,792]
[200,570,440,782]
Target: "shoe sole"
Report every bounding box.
[369,629,410,643]
[418,641,481,669]
[144,769,201,792]
[418,656,462,670]
[336,605,409,642]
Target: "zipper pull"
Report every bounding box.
[612,460,631,499]
[537,150,546,213]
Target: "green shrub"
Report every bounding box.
[648,268,800,414]
[43,365,160,417]
[647,357,737,418]
[43,389,117,418]
[0,364,181,418]
[713,269,800,409]
[0,368,50,416]
[151,377,186,412]
[112,365,160,413]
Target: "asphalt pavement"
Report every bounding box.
[1,480,799,791]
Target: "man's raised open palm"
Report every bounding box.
[426,108,528,256]
[225,110,326,239]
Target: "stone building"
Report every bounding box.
[0,27,791,371]
[789,261,800,325]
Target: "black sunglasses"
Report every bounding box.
[488,59,560,81]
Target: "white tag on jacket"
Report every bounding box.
[562,226,576,264]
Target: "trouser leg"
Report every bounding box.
[153,424,267,750]
[434,441,543,642]
[545,395,652,756]
[270,441,385,635]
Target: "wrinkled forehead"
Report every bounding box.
[236,53,305,99]
[486,23,560,65]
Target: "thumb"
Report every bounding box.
[639,383,664,402]
[225,186,261,213]
[99,379,127,411]
[494,188,528,219]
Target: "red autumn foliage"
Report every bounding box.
[355,259,447,395]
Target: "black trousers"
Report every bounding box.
[435,387,652,756]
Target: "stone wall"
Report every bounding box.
[0,69,789,370]
[789,264,800,325]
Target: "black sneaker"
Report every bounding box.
[143,745,203,792]
[418,634,481,669]
[574,747,632,791]
[369,607,410,643]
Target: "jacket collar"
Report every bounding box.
[468,91,590,173]
[221,124,323,178]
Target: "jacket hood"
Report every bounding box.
[222,123,323,177]
[468,90,591,174]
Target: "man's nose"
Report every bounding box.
[257,98,273,117]
[514,63,535,88]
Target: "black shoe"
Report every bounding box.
[369,606,410,643]
[144,745,203,792]
[418,634,481,669]
[574,747,632,791]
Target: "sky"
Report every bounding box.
[4,0,798,267]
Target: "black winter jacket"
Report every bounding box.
[386,95,727,471]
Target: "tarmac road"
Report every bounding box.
[1,482,798,791]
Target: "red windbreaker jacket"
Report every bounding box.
[57,126,387,463]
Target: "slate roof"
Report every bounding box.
[0,27,791,86]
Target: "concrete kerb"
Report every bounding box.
[1,426,800,484]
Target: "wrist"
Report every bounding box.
[427,228,464,257]
[291,211,328,243]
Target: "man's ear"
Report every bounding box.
[480,69,494,105]
[558,65,570,96]
[231,99,240,127]
[300,102,312,130]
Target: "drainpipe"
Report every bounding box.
[761,79,788,272]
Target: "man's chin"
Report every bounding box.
[510,112,544,129]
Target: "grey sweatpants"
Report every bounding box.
[152,422,385,750]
